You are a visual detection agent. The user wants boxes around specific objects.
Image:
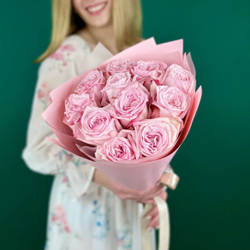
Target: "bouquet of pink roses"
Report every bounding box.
[43,38,201,189]
[42,38,201,191]
[42,38,202,250]
[65,60,193,162]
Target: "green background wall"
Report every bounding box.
[0,0,249,249]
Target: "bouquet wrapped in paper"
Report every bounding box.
[42,38,202,250]
[42,38,201,190]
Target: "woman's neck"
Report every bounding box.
[77,23,118,55]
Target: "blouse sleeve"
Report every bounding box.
[21,40,95,197]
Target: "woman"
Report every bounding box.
[22,0,168,249]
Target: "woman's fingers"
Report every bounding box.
[141,198,155,204]
[145,205,159,219]
[138,184,163,199]
[147,214,159,229]
[139,184,165,201]
[115,182,168,205]
[143,188,168,203]
[148,186,167,199]
[141,189,168,204]
[159,190,168,201]
[145,183,165,196]
[144,190,168,229]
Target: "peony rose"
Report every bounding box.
[95,130,140,162]
[73,106,119,145]
[63,93,95,126]
[112,83,149,128]
[101,72,132,102]
[133,117,180,157]
[132,60,168,87]
[152,86,191,119]
[164,64,195,95]
[75,70,105,102]
[106,59,134,76]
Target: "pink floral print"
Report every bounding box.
[49,52,64,61]
[51,205,71,233]
[60,44,76,52]
[47,43,76,72]
[62,175,68,183]
[36,81,52,108]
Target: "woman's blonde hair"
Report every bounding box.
[34,0,142,63]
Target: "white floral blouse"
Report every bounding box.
[22,34,156,250]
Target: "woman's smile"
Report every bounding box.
[85,1,108,16]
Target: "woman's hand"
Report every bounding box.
[93,169,165,204]
[144,189,168,230]
[112,180,166,204]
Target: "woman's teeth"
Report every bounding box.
[87,3,106,13]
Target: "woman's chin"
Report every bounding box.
[87,17,112,28]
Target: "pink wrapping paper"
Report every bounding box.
[42,38,202,190]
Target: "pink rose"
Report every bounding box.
[164,64,195,95]
[101,72,132,102]
[63,93,95,126]
[106,59,134,76]
[112,83,149,128]
[133,117,180,157]
[152,86,191,119]
[95,130,140,162]
[75,70,106,102]
[73,106,119,146]
[132,60,168,87]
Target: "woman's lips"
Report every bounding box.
[86,2,107,16]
